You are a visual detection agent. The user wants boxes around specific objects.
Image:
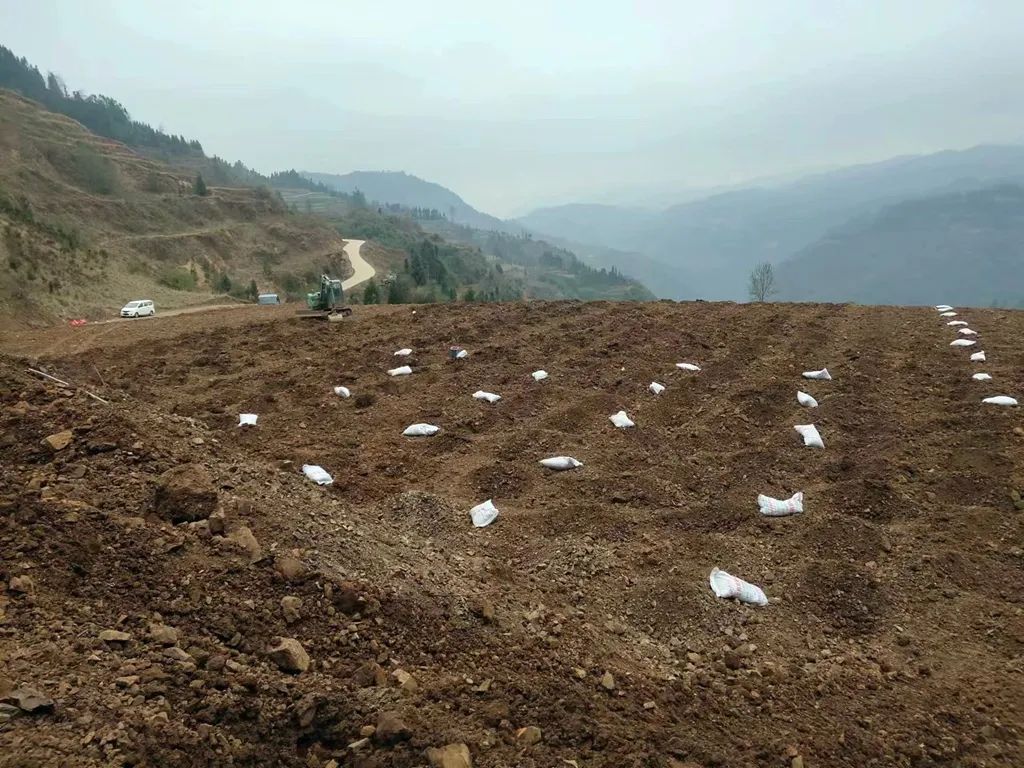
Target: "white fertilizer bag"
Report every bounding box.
[982,396,1018,407]
[394,348,412,356]
[472,390,501,404]
[947,320,968,326]
[302,464,333,485]
[470,499,500,527]
[950,339,976,347]
[935,305,953,312]
[958,328,978,336]
[972,373,993,381]
[757,491,804,517]
[238,413,258,427]
[797,391,818,408]
[940,312,957,317]
[609,410,635,428]
[676,363,701,372]
[709,568,768,606]
[403,423,440,437]
[540,456,583,471]
[333,386,351,398]
[388,365,413,376]
[970,351,986,362]
[455,348,469,359]
[802,368,832,380]
[794,424,825,448]
[532,370,549,381]
[649,382,666,395]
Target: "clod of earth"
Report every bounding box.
[427,742,473,768]
[374,710,412,744]
[516,725,543,745]
[153,463,218,522]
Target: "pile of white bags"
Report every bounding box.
[609,410,635,428]
[470,499,500,527]
[472,390,501,403]
[802,368,831,380]
[709,567,768,606]
[539,456,583,470]
[982,396,1018,407]
[532,370,549,381]
[676,363,701,372]
[302,464,333,485]
[796,391,818,408]
[403,423,440,437]
[794,423,825,448]
[649,382,666,395]
[757,491,804,517]
[238,413,258,427]
[333,386,351,398]
[388,365,413,376]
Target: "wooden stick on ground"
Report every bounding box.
[26,368,110,405]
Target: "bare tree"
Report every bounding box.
[748,262,777,302]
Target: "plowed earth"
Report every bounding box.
[1,301,1022,767]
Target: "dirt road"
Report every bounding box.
[340,238,373,291]
[1,300,1022,767]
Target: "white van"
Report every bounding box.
[120,300,156,318]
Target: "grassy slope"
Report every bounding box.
[0,90,348,326]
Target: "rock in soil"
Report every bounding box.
[374,710,412,744]
[427,743,472,768]
[268,638,309,673]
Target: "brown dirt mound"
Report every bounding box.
[1,300,1023,767]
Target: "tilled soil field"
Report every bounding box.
[1,300,1023,767]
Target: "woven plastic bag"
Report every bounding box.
[540,456,583,470]
[302,464,333,485]
[388,365,413,376]
[532,370,549,381]
[676,363,701,372]
[971,351,986,362]
[403,423,439,437]
[470,499,500,527]
[394,348,412,356]
[238,413,258,427]
[972,373,992,381]
[709,568,768,606]
[610,410,635,428]
[982,396,1018,407]
[802,368,831,380]
[951,339,976,347]
[797,391,818,408]
[758,491,804,517]
[473,391,501,403]
[649,382,666,395]
[333,386,351,398]
[794,424,824,448]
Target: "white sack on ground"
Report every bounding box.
[532,370,549,381]
[757,491,804,517]
[540,456,583,470]
[394,348,412,356]
[676,363,701,372]
[333,386,351,398]
[794,424,825,448]
[940,312,957,317]
[302,464,333,485]
[470,499,500,527]
[472,390,501,404]
[971,351,986,362]
[797,391,818,408]
[709,567,768,606]
[388,365,413,376]
[649,382,666,395]
[958,328,978,336]
[238,413,258,427]
[951,339,977,347]
[947,320,968,326]
[802,368,832,380]
[403,423,440,437]
[982,396,1018,407]
[935,305,953,312]
[455,349,468,359]
[609,410,635,428]
[972,373,993,381]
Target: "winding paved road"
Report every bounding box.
[340,239,374,291]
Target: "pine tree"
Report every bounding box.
[363,281,380,304]
[193,173,208,196]
[247,279,258,301]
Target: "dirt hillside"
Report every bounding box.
[1,300,1022,767]
[0,90,350,327]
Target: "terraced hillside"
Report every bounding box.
[1,301,1022,767]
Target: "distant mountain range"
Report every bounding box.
[517,144,1024,304]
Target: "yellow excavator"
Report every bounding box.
[296,274,352,321]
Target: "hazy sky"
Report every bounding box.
[6,0,1024,215]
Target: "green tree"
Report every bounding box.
[247,279,258,301]
[463,287,477,302]
[214,272,231,293]
[387,276,410,304]
[363,281,380,304]
[352,188,367,208]
[193,173,208,196]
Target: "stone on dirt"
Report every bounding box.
[274,554,307,581]
[427,743,472,768]
[601,671,616,690]
[268,638,310,673]
[351,661,387,688]
[41,429,74,452]
[375,710,412,744]
[148,623,179,646]
[99,629,131,644]
[516,725,543,745]
[3,687,55,713]
[227,525,262,562]
[281,596,303,624]
[8,575,34,594]
[154,463,218,522]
